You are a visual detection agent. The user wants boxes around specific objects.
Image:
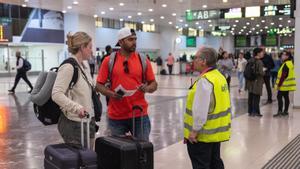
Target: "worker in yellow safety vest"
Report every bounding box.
[273,50,296,117]
[184,47,231,169]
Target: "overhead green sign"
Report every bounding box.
[186,36,196,47]
[186,10,220,21]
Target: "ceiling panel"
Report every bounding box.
[0,0,294,34]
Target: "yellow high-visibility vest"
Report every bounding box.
[184,69,231,143]
[276,60,296,91]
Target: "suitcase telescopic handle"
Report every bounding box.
[132,105,143,139]
[81,112,90,149]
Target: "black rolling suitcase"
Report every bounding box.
[44,114,97,169]
[95,105,153,169]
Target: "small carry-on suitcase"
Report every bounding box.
[95,105,153,169]
[44,114,97,169]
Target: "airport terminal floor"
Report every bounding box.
[0,74,300,169]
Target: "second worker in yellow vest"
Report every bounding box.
[273,50,296,117]
[184,47,231,169]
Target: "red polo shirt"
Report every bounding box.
[97,51,155,120]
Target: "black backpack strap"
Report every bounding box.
[60,58,79,89]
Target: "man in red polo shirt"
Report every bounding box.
[96,27,157,141]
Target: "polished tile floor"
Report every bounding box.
[0,74,299,169]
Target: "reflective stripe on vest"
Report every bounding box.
[275,60,296,91]
[184,69,231,143]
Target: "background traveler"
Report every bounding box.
[88,54,96,78]
[261,46,275,104]
[236,52,247,93]
[245,48,265,117]
[156,56,163,75]
[166,52,175,75]
[271,53,281,88]
[8,51,33,94]
[217,51,233,87]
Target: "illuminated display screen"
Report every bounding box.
[0,24,12,42]
[235,36,247,47]
[245,6,261,17]
[262,4,291,16]
[223,8,243,19]
[263,35,277,46]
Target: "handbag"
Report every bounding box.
[91,88,102,122]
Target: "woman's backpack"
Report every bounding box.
[30,58,79,125]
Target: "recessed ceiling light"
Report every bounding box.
[120,18,124,21]
[249,31,252,33]
[198,26,202,29]
[208,20,212,23]
[195,22,199,25]
[109,7,114,11]
[101,11,106,15]
[265,26,269,29]
[119,3,124,6]
[235,20,239,23]
[202,5,207,8]
[251,17,254,20]
[243,26,247,29]
[128,16,132,19]
[256,32,259,34]
[209,24,213,27]
[231,28,235,30]
[168,21,173,25]
[93,14,98,18]
[22,4,27,7]
[241,29,244,32]
[148,8,153,12]
[264,0,269,3]
[256,24,260,27]
[246,33,249,35]
[160,16,165,19]
[239,32,241,34]
[73,1,79,5]
[246,22,250,25]
[186,9,191,12]
[62,10,67,13]
[279,25,283,27]
[279,17,283,20]
[185,24,188,27]
[150,19,154,22]
[137,12,142,16]
[288,20,291,23]
[271,22,274,25]
[141,21,145,24]
[233,25,237,27]
[24,0,29,2]
[172,13,176,16]
[252,28,255,30]
[223,0,228,3]
[179,19,183,22]
[261,20,265,23]
[175,26,179,29]
[67,6,72,9]
[162,4,167,7]
[260,29,263,32]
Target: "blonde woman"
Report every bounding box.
[52,32,96,148]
